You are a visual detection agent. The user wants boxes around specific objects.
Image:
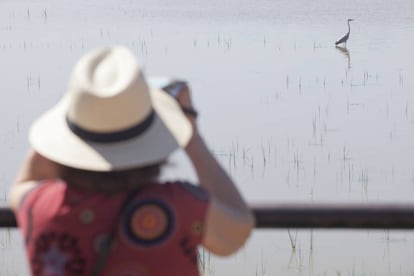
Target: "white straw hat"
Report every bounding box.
[29,46,192,171]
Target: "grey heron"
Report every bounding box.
[335,19,354,46]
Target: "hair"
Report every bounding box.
[58,162,164,195]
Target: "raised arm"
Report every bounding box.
[176,83,255,255]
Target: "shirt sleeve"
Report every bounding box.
[173,181,210,244]
[14,181,46,245]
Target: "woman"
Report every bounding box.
[9,46,254,275]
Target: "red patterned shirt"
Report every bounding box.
[15,179,210,276]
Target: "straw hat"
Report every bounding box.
[29,46,192,171]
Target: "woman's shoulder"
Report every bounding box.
[150,180,210,202]
[9,179,64,212]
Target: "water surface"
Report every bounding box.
[1,0,414,274]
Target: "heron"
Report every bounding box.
[335,19,354,46]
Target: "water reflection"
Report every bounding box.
[336,45,351,69]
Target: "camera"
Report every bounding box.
[148,77,186,98]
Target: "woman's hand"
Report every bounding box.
[166,81,197,128]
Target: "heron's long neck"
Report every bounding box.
[347,21,351,33]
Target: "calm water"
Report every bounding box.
[1,0,414,275]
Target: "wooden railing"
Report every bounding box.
[2,203,414,229]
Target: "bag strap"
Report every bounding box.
[91,190,140,276]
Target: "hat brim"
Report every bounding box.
[29,87,192,171]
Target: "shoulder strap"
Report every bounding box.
[91,189,140,276]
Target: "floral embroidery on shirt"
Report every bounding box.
[32,232,85,275]
[180,236,198,265]
[191,220,204,237]
[79,208,94,224]
[41,244,69,275]
[122,199,174,247]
